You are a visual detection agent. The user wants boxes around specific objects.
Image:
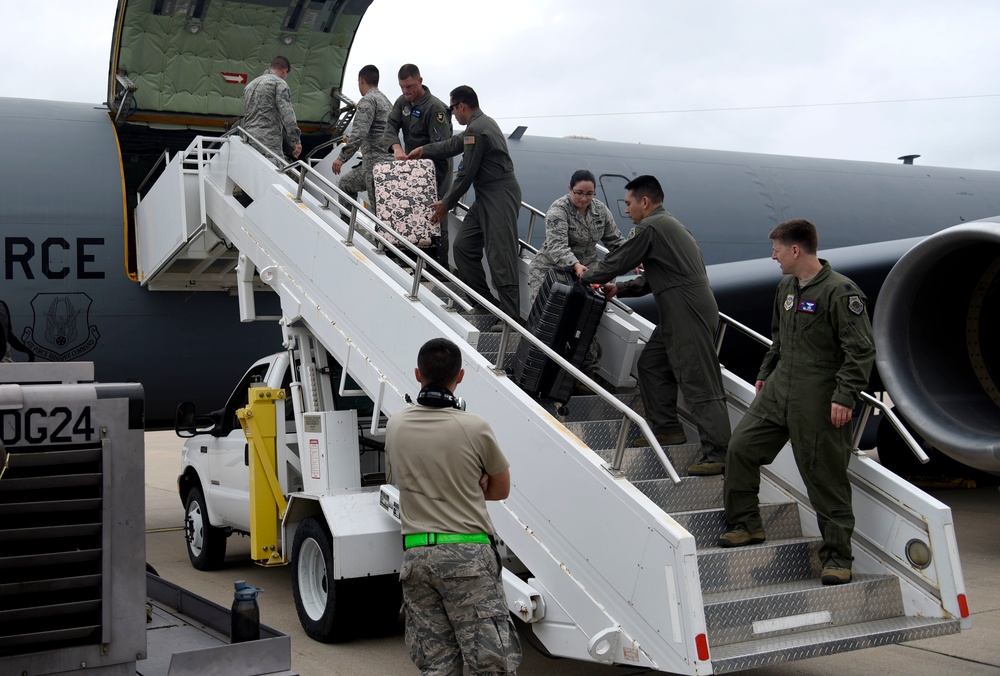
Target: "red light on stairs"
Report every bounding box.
[696,633,710,661]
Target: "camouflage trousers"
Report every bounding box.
[400,542,521,675]
[338,161,378,217]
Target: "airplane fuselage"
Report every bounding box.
[3,96,1000,427]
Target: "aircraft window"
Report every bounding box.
[598,174,633,231]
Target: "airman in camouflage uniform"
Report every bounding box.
[383,64,454,267]
[720,219,875,587]
[241,56,301,160]
[528,170,626,301]
[333,65,393,217]
[386,338,521,675]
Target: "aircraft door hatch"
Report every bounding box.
[599,174,633,234]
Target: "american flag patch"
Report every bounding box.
[463,135,476,145]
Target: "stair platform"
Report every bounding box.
[710,615,960,673]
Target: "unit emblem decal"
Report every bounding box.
[21,293,100,361]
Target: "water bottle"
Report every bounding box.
[231,580,262,643]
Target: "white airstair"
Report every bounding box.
[134,131,969,673]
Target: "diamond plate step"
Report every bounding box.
[462,314,501,334]
[559,420,629,453]
[593,443,703,480]
[672,503,801,548]
[698,538,822,594]
[703,573,904,646]
[538,393,644,422]
[709,616,961,673]
[634,474,725,512]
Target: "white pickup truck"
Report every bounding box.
[175,348,403,642]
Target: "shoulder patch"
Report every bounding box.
[463,135,476,145]
[435,111,446,124]
[848,295,865,315]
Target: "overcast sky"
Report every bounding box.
[4,0,999,171]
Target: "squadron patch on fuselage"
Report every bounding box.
[848,295,865,315]
[21,293,100,361]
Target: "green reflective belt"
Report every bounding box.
[404,533,490,549]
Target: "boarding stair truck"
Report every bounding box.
[135,129,970,673]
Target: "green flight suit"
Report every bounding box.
[421,109,522,321]
[582,206,731,462]
[723,260,875,569]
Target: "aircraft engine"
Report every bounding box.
[874,219,1000,473]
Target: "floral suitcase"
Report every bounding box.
[372,160,441,248]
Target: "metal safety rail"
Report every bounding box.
[242,130,683,484]
[714,313,930,463]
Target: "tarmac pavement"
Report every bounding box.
[143,431,1000,675]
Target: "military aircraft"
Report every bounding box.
[0,0,997,478]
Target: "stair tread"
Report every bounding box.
[671,501,790,517]
[698,535,820,554]
[710,616,960,672]
[702,572,894,605]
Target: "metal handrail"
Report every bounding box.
[136,149,172,198]
[451,201,676,482]
[716,312,929,464]
[216,130,683,484]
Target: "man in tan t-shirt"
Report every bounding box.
[386,337,521,674]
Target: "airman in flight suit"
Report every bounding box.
[720,218,876,587]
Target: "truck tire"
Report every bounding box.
[291,516,353,642]
[184,486,227,570]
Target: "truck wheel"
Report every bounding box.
[184,486,227,570]
[291,516,353,642]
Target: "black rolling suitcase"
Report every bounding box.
[514,268,606,403]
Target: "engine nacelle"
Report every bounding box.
[874,219,1000,472]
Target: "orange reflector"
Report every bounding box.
[958,594,970,618]
[695,633,710,661]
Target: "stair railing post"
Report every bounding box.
[294,163,307,203]
[715,320,728,356]
[408,258,425,301]
[493,325,511,375]
[343,206,357,246]
[608,416,632,476]
[852,400,872,451]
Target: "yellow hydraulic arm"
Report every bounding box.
[237,386,288,567]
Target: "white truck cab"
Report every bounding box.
[175,346,401,641]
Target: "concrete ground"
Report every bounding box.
[144,431,1000,675]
